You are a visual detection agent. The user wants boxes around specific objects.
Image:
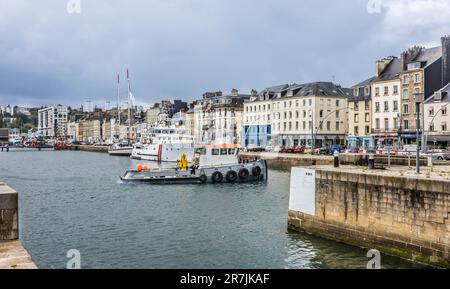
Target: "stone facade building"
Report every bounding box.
[270,82,350,148]
[348,77,375,148]
[424,83,450,149]
[145,100,187,127]
[370,56,402,147]
[243,86,287,148]
[194,89,249,145]
[398,36,450,145]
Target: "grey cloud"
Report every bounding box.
[0,0,449,107]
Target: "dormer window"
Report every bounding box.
[407,62,421,71]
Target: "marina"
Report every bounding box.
[0,150,427,268]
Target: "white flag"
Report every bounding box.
[129,91,136,106]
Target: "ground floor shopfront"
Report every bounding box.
[346,136,374,148]
[273,134,346,148]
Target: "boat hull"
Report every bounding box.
[108,149,133,156]
[121,160,268,184]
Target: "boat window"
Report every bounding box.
[228,148,235,155]
[220,148,228,155]
[212,149,220,156]
[195,148,206,155]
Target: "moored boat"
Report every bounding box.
[121,145,267,184]
[131,127,195,162]
[109,141,133,156]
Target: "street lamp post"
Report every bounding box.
[414,93,424,174]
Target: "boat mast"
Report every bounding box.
[117,73,121,139]
[127,69,132,143]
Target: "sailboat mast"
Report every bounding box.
[117,73,121,129]
[127,69,131,143]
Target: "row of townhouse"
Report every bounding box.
[66,118,136,143]
[348,36,450,149]
[243,82,351,148]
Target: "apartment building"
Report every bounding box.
[145,100,187,126]
[270,82,350,148]
[348,77,375,148]
[424,83,450,148]
[38,105,69,138]
[398,36,450,145]
[194,89,249,145]
[371,56,402,147]
[243,86,288,148]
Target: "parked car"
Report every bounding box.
[348,147,360,154]
[265,146,273,152]
[293,146,305,154]
[330,145,342,154]
[319,146,331,155]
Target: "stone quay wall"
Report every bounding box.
[239,152,433,170]
[70,145,109,153]
[288,168,450,267]
[0,182,18,240]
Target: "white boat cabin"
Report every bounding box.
[195,147,240,167]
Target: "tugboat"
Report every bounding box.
[120,145,267,184]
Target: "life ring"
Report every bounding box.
[211,171,223,183]
[252,166,262,177]
[238,168,250,180]
[225,171,238,183]
[199,174,207,183]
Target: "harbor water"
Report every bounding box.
[0,150,426,268]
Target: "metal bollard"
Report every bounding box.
[368,153,375,170]
[334,151,340,168]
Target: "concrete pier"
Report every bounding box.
[70,145,109,153]
[288,166,450,268]
[0,182,37,269]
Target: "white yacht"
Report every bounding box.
[131,127,195,162]
[108,140,133,156]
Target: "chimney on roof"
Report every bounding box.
[441,35,450,86]
[400,46,423,71]
[376,56,396,77]
[231,88,239,96]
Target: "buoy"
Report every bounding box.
[142,165,149,171]
[136,164,143,172]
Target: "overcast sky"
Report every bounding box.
[1,0,450,107]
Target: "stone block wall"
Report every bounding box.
[0,182,18,240]
[288,169,450,267]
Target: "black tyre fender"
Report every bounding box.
[225,170,238,183]
[199,174,207,183]
[212,171,223,183]
[252,166,262,177]
[238,168,250,180]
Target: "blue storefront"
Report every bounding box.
[346,136,374,148]
[243,125,272,148]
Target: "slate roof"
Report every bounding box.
[375,58,401,82]
[425,83,450,104]
[413,46,442,67]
